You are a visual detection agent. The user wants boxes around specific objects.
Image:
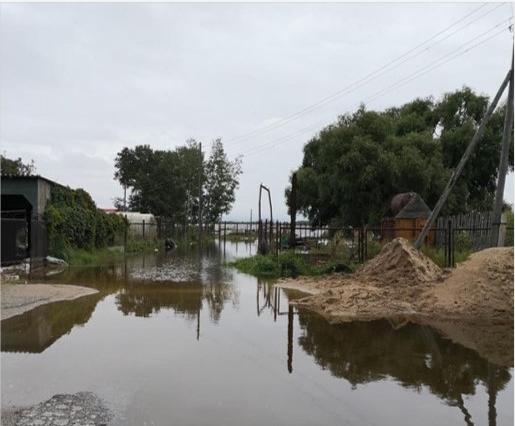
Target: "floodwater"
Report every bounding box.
[1,241,513,426]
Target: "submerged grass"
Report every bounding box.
[231,251,355,278]
[63,239,163,266]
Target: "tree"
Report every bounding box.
[1,155,35,176]
[113,139,241,223]
[203,139,242,223]
[286,88,510,226]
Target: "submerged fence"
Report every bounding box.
[123,211,512,268]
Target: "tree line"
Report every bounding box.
[114,139,242,224]
[286,87,513,226]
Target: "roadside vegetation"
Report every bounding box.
[44,186,128,263]
[232,251,355,278]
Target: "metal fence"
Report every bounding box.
[122,214,512,268]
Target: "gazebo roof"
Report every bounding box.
[394,193,431,219]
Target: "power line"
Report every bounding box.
[243,21,512,158]
[225,3,500,146]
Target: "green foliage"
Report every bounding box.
[421,245,470,268]
[287,88,511,226]
[45,186,127,258]
[231,251,354,278]
[203,139,242,223]
[114,139,241,224]
[453,232,472,252]
[1,155,35,176]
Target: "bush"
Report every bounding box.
[231,250,354,278]
[45,186,127,258]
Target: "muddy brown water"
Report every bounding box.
[1,241,513,425]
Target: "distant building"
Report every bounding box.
[1,175,62,265]
[381,192,435,244]
[104,210,157,239]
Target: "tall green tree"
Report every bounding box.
[114,139,241,223]
[203,139,242,223]
[287,88,511,226]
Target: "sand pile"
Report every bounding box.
[429,246,513,322]
[285,238,513,326]
[357,237,442,285]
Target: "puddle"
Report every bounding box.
[1,241,513,425]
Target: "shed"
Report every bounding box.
[381,192,435,245]
[1,175,62,265]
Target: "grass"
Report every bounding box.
[420,245,470,268]
[231,250,355,278]
[59,239,163,266]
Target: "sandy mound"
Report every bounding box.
[429,247,513,322]
[285,238,513,327]
[357,237,442,285]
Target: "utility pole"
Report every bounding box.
[289,172,297,248]
[491,55,514,246]
[198,142,203,243]
[414,69,512,249]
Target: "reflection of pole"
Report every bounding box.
[273,287,277,322]
[256,282,260,317]
[456,394,474,426]
[287,304,293,374]
[197,307,200,341]
[488,363,498,426]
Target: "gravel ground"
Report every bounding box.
[1,284,98,320]
[1,392,112,426]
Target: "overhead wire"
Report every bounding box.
[242,19,513,158]
[224,3,500,146]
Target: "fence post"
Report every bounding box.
[264,219,269,254]
[223,221,227,244]
[276,221,279,258]
[142,220,146,240]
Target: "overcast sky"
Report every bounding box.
[1,2,513,220]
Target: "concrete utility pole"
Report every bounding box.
[289,172,297,248]
[491,56,514,246]
[198,142,203,243]
[414,69,512,249]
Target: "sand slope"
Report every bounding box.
[277,239,514,365]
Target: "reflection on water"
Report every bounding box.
[294,312,510,425]
[1,241,513,426]
[1,294,102,353]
